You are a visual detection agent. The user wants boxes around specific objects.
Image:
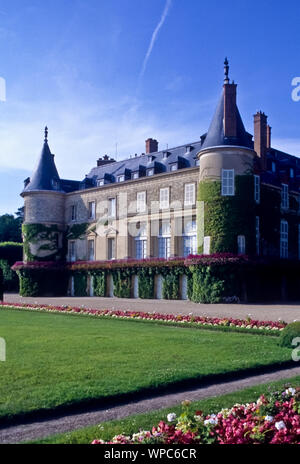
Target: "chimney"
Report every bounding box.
[223,82,237,138]
[266,124,272,149]
[97,155,116,167]
[145,138,158,154]
[254,112,268,170]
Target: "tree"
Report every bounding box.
[0,212,22,243]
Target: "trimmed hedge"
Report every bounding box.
[0,242,23,264]
[279,322,300,348]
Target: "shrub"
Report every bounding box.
[73,273,87,297]
[0,259,19,292]
[278,321,300,348]
[0,267,3,300]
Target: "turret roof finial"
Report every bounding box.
[224,57,229,84]
[44,126,48,143]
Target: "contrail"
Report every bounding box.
[139,0,172,81]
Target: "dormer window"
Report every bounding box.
[163,151,169,159]
[117,175,125,183]
[148,155,155,162]
[132,172,139,180]
[195,159,200,167]
[51,179,60,190]
[170,163,178,171]
[147,169,154,177]
[185,145,193,153]
[97,179,104,187]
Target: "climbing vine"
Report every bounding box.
[92,271,107,297]
[22,224,63,262]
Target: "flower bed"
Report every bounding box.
[92,387,300,444]
[0,302,286,334]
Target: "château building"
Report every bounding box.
[18,60,300,300]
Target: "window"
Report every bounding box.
[51,179,60,190]
[158,221,171,259]
[170,163,177,171]
[132,172,139,179]
[221,169,235,196]
[137,191,146,213]
[117,175,125,182]
[290,168,294,178]
[71,205,77,221]
[195,159,200,167]
[108,238,116,260]
[237,235,246,255]
[272,161,276,172]
[159,188,169,209]
[254,175,260,203]
[280,220,288,258]
[135,224,147,259]
[184,183,195,206]
[281,184,289,209]
[256,216,260,255]
[108,198,116,218]
[88,201,96,220]
[69,241,76,262]
[97,179,104,187]
[183,220,197,256]
[147,169,154,176]
[88,239,95,261]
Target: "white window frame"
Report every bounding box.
[137,191,146,213]
[108,198,116,218]
[118,175,125,183]
[254,175,260,204]
[183,219,197,256]
[87,239,95,261]
[221,169,235,196]
[97,179,104,187]
[69,241,76,262]
[147,169,154,177]
[158,221,171,259]
[108,237,116,260]
[256,216,260,256]
[88,201,96,220]
[237,235,246,255]
[281,184,289,209]
[71,204,77,222]
[280,220,288,259]
[159,187,170,210]
[184,183,196,206]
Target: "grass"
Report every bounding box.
[32,375,300,444]
[0,307,292,422]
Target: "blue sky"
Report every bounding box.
[0,0,300,214]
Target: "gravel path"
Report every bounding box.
[0,365,299,444]
[4,293,300,323]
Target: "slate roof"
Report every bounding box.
[23,140,62,193]
[200,89,253,150]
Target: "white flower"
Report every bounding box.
[285,387,296,396]
[265,415,274,422]
[204,414,218,426]
[275,421,286,430]
[167,413,177,422]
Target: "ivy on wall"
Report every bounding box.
[17,268,68,297]
[92,271,106,297]
[73,273,88,297]
[22,224,63,262]
[66,223,89,240]
[162,274,180,300]
[198,175,256,255]
[0,267,3,300]
[112,270,132,298]
[137,268,155,299]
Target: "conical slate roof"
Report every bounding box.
[201,89,253,151]
[24,130,61,192]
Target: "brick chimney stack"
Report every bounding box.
[145,138,158,154]
[97,154,116,167]
[254,112,269,170]
[223,82,237,138]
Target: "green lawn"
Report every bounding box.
[33,375,300,444]
[0,308,292,422]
